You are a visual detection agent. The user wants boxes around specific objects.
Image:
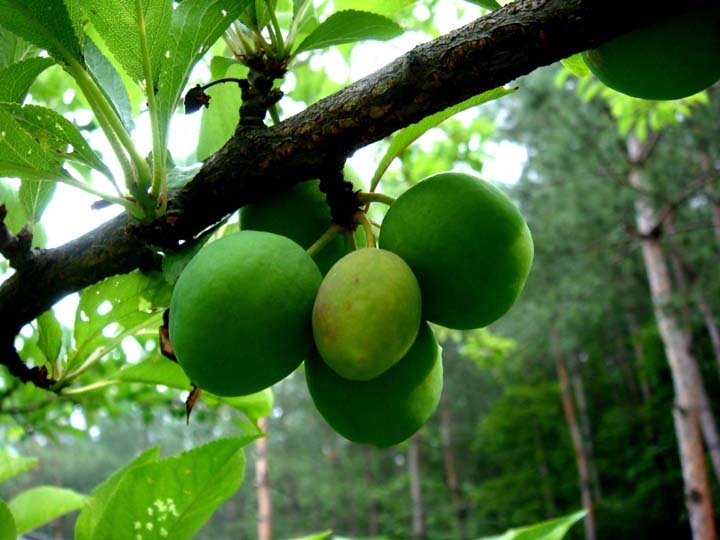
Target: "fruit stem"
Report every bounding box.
[307,224,342,257]
[357,191,396,206]
[356,211,376,248]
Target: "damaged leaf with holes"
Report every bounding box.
[64,271,171,380]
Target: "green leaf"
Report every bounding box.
[295,10,403,54]
[80,438,254,540]
[0,102,113,178]
[68,271,171,375]
[561,53,590,78]
[0,109,68,182]
[8,486,88,535]
[0,183,25,235]
[207,388,274,422]
[85,38,136,132]
[114,355,191,389]
[36,309,63,363]
[0,451,37,484]
[464,0,502,9]
[196,57,247,161]
[0,28,35,68]
[370,86,515,189]
[0,500,16,540]
[332,0,413,15]
[75,447,161,540]
[83,0,172,85]
[0,0,83,65]
[476,510,587,540]
[288,531,333,540]
[19,178,55,227]
[156,0,252,142]
[0,57,54,103]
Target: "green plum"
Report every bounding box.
[241,180,365,274]
[379,172,533,330]
[583,7,720,100]
[305,322,443,447]
[312,248,422,381]
[169,231,322,396]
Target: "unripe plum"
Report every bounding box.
[583,7,720,100]
[379,172,533,330]
[305,322,443,447]
[169,231,322,396]
[312,248,422,381]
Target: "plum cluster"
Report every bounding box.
[169,172,533,447]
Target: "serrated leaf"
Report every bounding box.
[464,0,502,10]
[0,0,83,65]
[68,271,171,374]
[115,355,191,389]
[476,510,586,540]
[0,103,112,178]
[81,438,254,540]
[75,447,161,540]
[8,486,88,535]
[0,109,67,182]
[83,0,172,85]
[561,53,590,78]
[85,38,136,132]
[36,309,63,363]
[295,10,403,54]
[156,0,252,142]
[196,57,247,161]
[370,86,515,189]
[334,0,413,14]
[0,499,16,540]
[0,57,54,103]
[0,451,37,484]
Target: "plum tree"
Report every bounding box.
[312,248,422,380]
[305,322,442,448]
[379,172,533,330]
[169,231,322,396]
[583,7,720,100]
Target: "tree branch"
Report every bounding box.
[0,0,701,385]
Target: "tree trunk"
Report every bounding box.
[663,213,720,483]
[256,417,272,540]
[408,433,426,540]
[569,354,602,502]
[440,390,466,539]
[627,135,717,540]
[553,340,597,540]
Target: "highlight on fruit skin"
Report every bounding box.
[312,247,422,381]
[379,171,533,330]
[169,230,322,397]
[305,322,443,448]
[582,6,720,100]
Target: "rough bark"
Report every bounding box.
[553,340,597,540]
[0,0,707,387]
[440,390,466,539]
[408,433,426,540]
[627,135,717,540]
[256,417,272,540]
